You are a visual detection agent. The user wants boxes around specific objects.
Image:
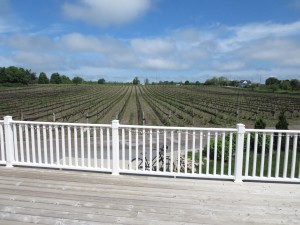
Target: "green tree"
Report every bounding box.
[204,77,218,85]
[184,80,190,85]
[218,76,229,86]
[0,67,9,83]
[38,72,49,84]
[50,73,62,84]
[265,77,280,86]
[144,78,149,85]
[133,76,140,85]
[6,66,31,85]
[61,75,72,84]
[280,80,292,90]
[290,79,300,90]
[276,111,289,130]
[72,76,83,85]
[270,84,279,92]
[98,78,106,84]
[27,69,37,84]
[229,80,239,87]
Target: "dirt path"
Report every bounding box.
[119,86,138,125]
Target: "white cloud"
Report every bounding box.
[62,0,151,27]
[141,58,189,70]
[2,18,300,81]
[213,61,245,72]
[240,39,300,67]
[12,52,64,71]
[218,21,300,52]
[7,35,54,51]
[61,33,128,54]
[131,38,175,56]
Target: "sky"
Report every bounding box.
[1,0,300,83]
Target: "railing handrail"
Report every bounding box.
[11,120,112,128]
[119,124,237,132]
[245,128,300,134]
[1,116,300,183]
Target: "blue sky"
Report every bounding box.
[1,0,300,83]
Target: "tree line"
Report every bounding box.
[265,77,300,91]
[1,66,299,91]
[0,66,86,85]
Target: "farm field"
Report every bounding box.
[0,84,300,128]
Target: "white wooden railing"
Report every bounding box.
[0,116,299,183]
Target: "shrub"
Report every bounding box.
[203,133,236,162]
[276,111,289,130]
[249,133,270,153]
[254,118,266,129]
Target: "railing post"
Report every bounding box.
[111,120,120,175]
[234,123,245,182]
[4,116,14,167]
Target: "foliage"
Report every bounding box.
[290,79,300,90]
[249,133,270,153]
[254,118,266,129]
[61,75,72,84]
[38,72,49,84]
[98,78,106,84]
[229,80,240,87]
[265,77,280,86]
[280,80,292,90]
[144,78,149,85]
[270,84,279,92]
[0,66,35,85]
[203,133,236,162]
[276,111,289,130]
[204,76,230,86]
[50,73,62,84]
[72,76,84,85]
[132,76,140,85]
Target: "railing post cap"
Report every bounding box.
[4,116,13,124]
[236,123,245,132]
[112,120,119,128]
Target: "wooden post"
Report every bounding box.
[234,123,245,182]
[4,116,14,167]
[112,120,120,175]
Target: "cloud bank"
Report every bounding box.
[62,0,151,27]
[1,19,300,82]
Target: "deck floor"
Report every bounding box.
[0,167,299,225]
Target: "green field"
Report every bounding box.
[0,84,299,128]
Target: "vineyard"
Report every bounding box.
[0,84,300,128]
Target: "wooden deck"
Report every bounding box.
[0,167,299,225]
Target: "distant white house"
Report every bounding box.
[239,80,251,87]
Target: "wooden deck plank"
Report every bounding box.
[0,167,299,225]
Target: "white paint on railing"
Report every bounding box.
[4,116,14,167]
[267,133,274,178]
[228,132,233,176]
[0,122,5,163]
[234,123,245,182]
[243,129,299,182]
[291,134,298,179]
[2,116,299,183]
[8,119,112,172]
